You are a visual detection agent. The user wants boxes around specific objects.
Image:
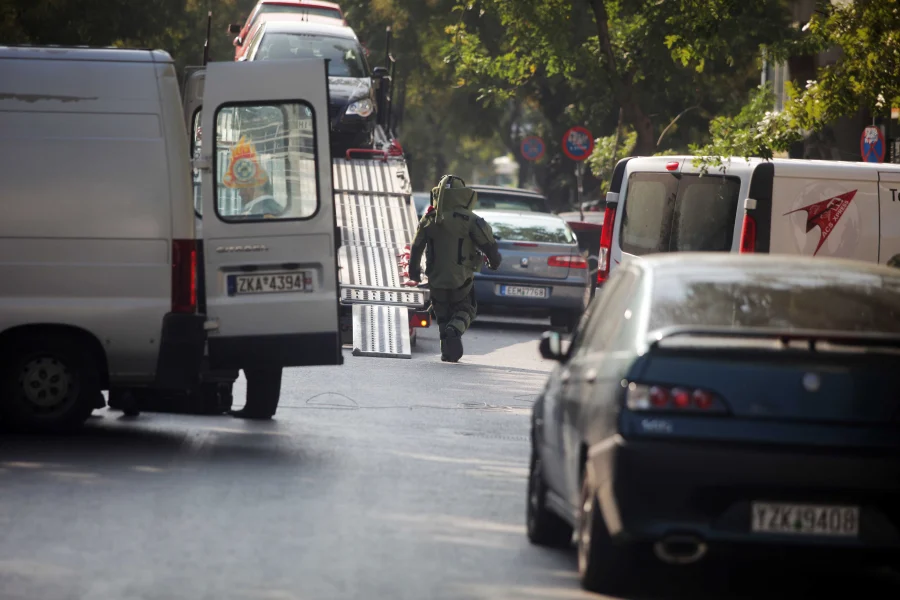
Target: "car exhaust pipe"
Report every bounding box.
[653,535,707,565]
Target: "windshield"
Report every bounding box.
[479,212,575,244]
[649,265,900,334]
[473,191,548,212]
[257,32,369,77]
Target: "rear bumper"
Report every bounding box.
[588,436,900,557]
[473,274,586,311]
[154,313,206,390]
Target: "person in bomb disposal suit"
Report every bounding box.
[407,175,502,362]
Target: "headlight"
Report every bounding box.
[346,99,374,118]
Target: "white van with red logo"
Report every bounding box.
[596,156,900,284]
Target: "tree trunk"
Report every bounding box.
[586,0,657,155]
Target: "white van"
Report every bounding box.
[596,156,900,283]
[0,47,341,430]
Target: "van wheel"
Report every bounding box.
[527,449,574,547]
[0,336,99,432]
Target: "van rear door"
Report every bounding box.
[198,60,341,370]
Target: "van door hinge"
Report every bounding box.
[192,156,212,171]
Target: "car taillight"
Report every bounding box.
[626,382,727,413]
[172,239,197,314]
[548,255,587,268]
[597,204,617,284]
[739,214,757,253]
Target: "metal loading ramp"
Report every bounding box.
[333,157,427,359]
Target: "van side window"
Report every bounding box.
[214,102,318,222]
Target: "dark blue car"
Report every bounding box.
[529,253,900,594]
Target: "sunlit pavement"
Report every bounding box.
[1,316,898,600]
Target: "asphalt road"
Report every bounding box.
[1,316,898,600]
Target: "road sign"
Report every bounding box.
[861,126,885,163]
[520,136,545,162]
[562,126,594,161]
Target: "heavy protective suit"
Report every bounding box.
[408,175,502,362]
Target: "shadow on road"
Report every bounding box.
[0,413,304,474]
[469,316,553,335]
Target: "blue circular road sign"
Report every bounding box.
[861,126,885,163]
[562,126,594,161]
[521,136,545,162]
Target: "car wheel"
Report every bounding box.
[526,449,574,547]
[577,473,634,594]
[0,335,100,432]
[550,309,579,333]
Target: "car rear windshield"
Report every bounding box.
[482,214,575,244]
[648,266,900,334]
[620,172,741,256]
[257,5,342,21]
[474,191,548,212]
[258,33,368,77]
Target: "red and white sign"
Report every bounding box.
[562,126,594,161]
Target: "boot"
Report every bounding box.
[441,328,464,363]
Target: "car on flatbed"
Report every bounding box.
[241,18,388,155]
[230,0,346,59]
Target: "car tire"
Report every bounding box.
[0,335,100,432]
[577,473,634,594]
[526,449,574,547]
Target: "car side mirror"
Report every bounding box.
[372,66,389,79]
[539,331,563,361]
[229,24,241,35]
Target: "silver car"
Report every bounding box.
[473,210,589,331]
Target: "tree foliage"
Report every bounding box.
[696,0,900,159]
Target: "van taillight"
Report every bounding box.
[172,239,197,314]
[597,204,617,284]
[739,214,757,254]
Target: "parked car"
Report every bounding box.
[230,0,345,59]
[241,18,388,155]
[470,185,550,213]
[528,252,900,594]
[473,210,589,331]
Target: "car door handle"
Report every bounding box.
[584,369,597,383]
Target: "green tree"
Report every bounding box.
[694,0,900,159]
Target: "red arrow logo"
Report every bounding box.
[783,190,857,256]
